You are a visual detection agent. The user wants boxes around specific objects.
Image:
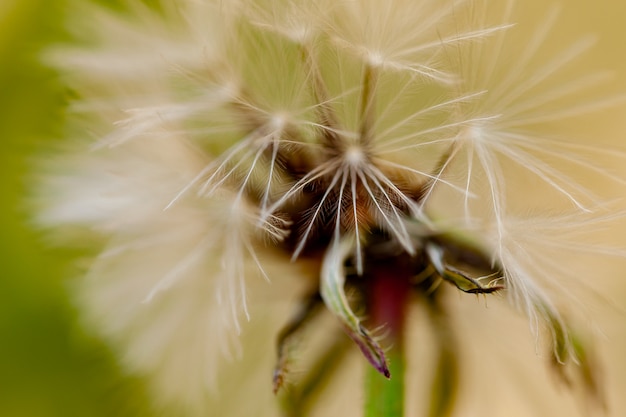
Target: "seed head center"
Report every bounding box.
[344,145,367,167]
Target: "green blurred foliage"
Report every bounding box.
[0,1,150,416]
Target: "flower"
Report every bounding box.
[34,0,625,415]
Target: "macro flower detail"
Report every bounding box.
[34,0,625,416]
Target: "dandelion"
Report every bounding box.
[33,0,625,416]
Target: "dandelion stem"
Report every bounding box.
[364,261,411,417]
[358,64,377,145]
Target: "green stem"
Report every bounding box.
[358,64,377,145]
[364,263,411,417]
[364,344,405,417]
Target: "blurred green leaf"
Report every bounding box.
[0,1,152,416]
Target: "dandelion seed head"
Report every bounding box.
[32,0,626,414]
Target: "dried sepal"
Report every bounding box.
[273,292,323,394]
[279,334,351,417]
[425,242,503,294]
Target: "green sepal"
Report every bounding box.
[320,238,390,378]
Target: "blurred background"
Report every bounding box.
[1,1,153,416]
[1,1,626,416]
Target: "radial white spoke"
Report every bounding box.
[378,114,500,151]
[494,37,596,112]
[376,91,488,142]
[260,139,281,213]
[420,143,461,205]
[492,140,595,210]
[234,138,271,202]
[143,236,214,304]
[375,158,476,198]
[262,157,339,213]
[350,169,363,275]
[488,6,560,106]
[292,167,344,259]
[502,134,626,185]
[499,72,610,120]
[367,164,422,215]
[396,24,514,57]
[356,168,413,254]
